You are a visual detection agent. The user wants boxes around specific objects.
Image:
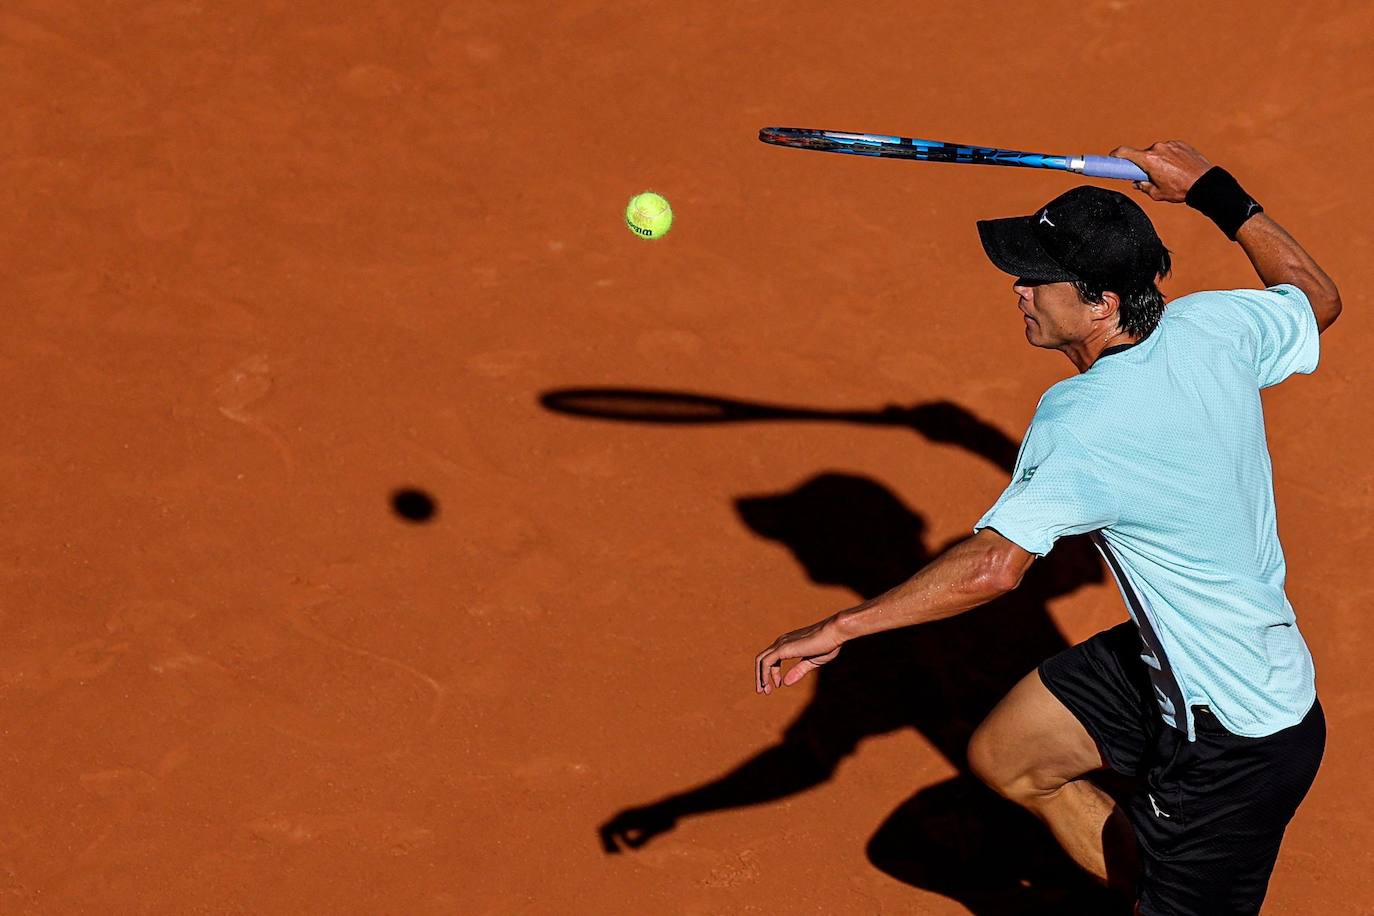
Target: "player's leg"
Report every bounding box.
[967,668,1141,893]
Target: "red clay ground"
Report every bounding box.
[3,1,1372,912]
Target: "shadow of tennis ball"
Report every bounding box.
[391,488,438,523]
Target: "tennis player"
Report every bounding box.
[755,140,1340,915]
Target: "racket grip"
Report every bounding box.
[1081,155,1149,182]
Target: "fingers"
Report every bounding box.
[756,650,808,694]
[755,617,843,694]
[1111,140,1214,203]
[1113,146,1158,198]
[1115,140,1207,163]
[1109,144,1146,164]
[756,647,778,694]
[782,658,818,687]
[755,642,800,695]
[1151,138,1202,157]
[1112,147,1153,189]
[756,640,841,694]
[1133,179,1161,199]
[757,628,801,694]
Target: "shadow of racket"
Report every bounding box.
[540,387,892,425]
[539,387,1017,471]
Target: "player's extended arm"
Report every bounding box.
[754,528,1034,694]
[1111,140,1342,334]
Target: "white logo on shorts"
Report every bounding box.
[1149,793,1171,818]
[1039,210,1055,227]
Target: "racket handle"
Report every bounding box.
[1081,155,1149,182]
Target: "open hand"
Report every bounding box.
[755,616,843,694]
[1109,140,1214,203]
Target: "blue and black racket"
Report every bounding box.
[758,127,1148,182]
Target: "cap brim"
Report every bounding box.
[976,216,1078,283]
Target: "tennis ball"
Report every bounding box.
[625,191,673,240]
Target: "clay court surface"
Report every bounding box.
[4,1,1373,912]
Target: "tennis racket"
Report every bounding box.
[759,127,1148,182]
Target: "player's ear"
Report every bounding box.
[1096,290,1122,321]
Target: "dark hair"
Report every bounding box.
[1073,247,1173,339]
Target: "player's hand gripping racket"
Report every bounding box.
[759,127,1148,182]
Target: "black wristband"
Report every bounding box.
[1185,166,1262,241]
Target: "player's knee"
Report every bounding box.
[967,723,1058,804]
[967,722,1016,796]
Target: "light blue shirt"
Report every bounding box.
[975,284,1321,740]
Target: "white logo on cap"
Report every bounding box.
[1039,210,1055,227]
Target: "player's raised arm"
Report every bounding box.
[1111,141,1342,334]
[1234,216,1342,333]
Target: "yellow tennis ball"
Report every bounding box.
[625,191,673,240]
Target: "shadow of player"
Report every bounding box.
[549,392,1130,913]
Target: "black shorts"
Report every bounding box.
[1038,621,1326,916]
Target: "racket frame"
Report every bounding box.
[758,127,1147,182]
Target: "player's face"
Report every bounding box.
[1012,278,1093,348]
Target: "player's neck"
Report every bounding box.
[1066,330,1140,373]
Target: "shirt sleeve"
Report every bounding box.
[1203,285,1321,389]
[973,419,1120,557]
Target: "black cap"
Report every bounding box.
[977,186,1167,290]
